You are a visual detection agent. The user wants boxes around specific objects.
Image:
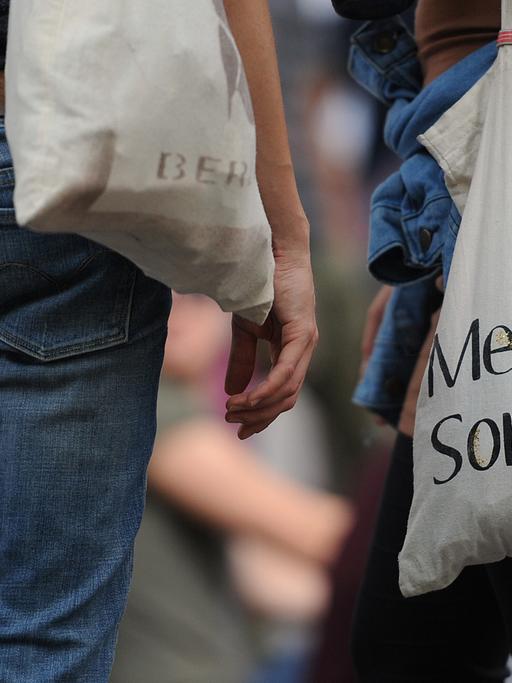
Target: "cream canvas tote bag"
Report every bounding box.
[5,0,274,324]
[399,2,512,598]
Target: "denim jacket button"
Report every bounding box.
[372,31,398,54]
[419,228,433,252]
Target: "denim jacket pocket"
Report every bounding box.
[0,230,137,362]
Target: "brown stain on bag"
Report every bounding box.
[211,0,255,124]
[35,130,116,229]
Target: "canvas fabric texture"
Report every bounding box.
[399,1,512,597]
[5,0,274,324]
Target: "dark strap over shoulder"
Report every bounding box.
[331,0,415,20]
[0,0,9,71]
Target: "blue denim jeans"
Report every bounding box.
[0,118,172,681]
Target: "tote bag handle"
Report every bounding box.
[501,0,512,31]
[498,1,512,45]
[503,0,512,32]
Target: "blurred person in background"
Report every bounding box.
[269,0,397,488]
[111,294,354,683]
[298,4,419,681]
[265,5,399,682]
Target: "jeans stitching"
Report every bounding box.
[0,262,138,360]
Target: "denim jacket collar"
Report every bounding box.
[349,18,497,160]
[347,19,497,286]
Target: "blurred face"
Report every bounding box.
[162,293,231,382]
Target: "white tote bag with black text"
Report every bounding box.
[399,1,512,597]
[5,0,274,324]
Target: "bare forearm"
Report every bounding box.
[148,421,351,563]
[222,0,318,438]
[224,0,309,253]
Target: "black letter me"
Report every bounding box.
[432,414,463,485]
[428,319,480,398]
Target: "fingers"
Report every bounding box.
[224,315,258,396]
[249,324,317,405]
[237,420,274,440]
[231,375,305,440]
[236,334,313,411]
[227,377,302,431]
[227,319,316,409]
[226,333,316,439]
[229,380,303,439]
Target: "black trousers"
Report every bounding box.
[352,433,512,682]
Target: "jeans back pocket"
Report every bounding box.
[0,227,137,362]
[0,120,138,361]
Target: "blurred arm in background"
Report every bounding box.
[148,418,353,567]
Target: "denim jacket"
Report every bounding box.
[350,17,497,426]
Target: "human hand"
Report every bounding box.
[224,247,318,439]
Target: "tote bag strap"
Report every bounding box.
[499,0,512,45]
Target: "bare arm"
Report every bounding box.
[148,419,353,565]
[223,1,318,439]
[223,0,308,253]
